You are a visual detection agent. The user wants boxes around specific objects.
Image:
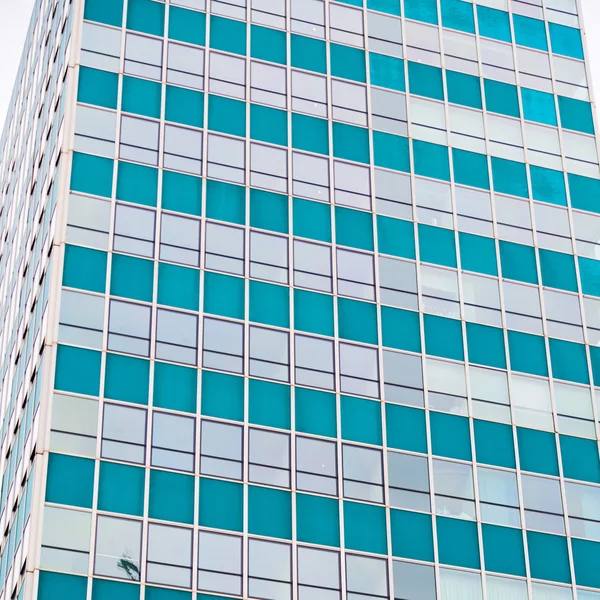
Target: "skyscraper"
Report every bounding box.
[2,0,600,598]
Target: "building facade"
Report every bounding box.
[2,0,600,599]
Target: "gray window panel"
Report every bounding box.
[94,515,142,579]
[250,231,289,283]
[249,428,290,487]
[212,0,246,21]
[74,105,116,157]
[59,290,104,348]
[331,80,367,125]
[503,281,543,334]
[152,411,195,472]
[160,213,201,267]
[388,451,430,512]
[340,343,379,398]
[81,23,122,72]
[295,335,335,390]
[67,193,111,250]
[250,143,288,193]
[433,459,475,520]
[113,203,156,258]
[156,309,198,365]
[378,257,418,310]
[163,125,203,175]
[534,202,571,240]
[167,42,205,90]
[205,222,245,275]
[522,474,565,534]
[294,240,332,292]
[456,186,493,235]
[329,3,363,47]
[251,62,287,108]
[371,88,408,136]
[51,394,98,457]
[291,0,325,37]
[298,547,341,600]
[421,265,460,319]
[209,52,246,99]
[124,33,163,80]
[249,539,292,600]
[346,555,389,599]
[249,326,290,381]
[207,134,245,184]
[147,524,193,588]
[462,273,502,327]
[251,0,286,29]
[368,12,403,57]
[566,482,600,540]
[200,420,243,480]
[544,289,582,326]
[375,168,412,219]
[343,444,384,503]
[334,161,371,210]
[108,300,152,356]
[291,70,328,117]
[383,350,424,407]
[495,195,532,244]
[101,403,147,464]
[337,248,375,300]
[202,317,244,373]
[119,115,160,166]
[297,436,338,495]
[478,467,521,527]
[292,152,330,202]
[393,561,436,600]
[198,532,243,596]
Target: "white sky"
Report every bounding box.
[0,0,599,131]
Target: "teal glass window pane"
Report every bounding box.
[154,362,197,413]
[590,346,600,387]
[446,70,482,109]
[116,161,158,207]
[385,404,428,453]
[208,95,246,137]
[441,0,475,33]
[290,34,327,73]
[149,470,194,524]
[335,206,374,251]
[430,412,472,461]
[369,53,405,91]
[210,15,246,55]
[168,6,206,46]
[293,198,332,243]
[413,140,450,181]
[529,165,566,206]
[338,298,378,345]
[373,131,410,172]
[482,524,526,576]
[408,61,444,100]
[251,25,286,64]
[458,232,497,276]
[296,493,340,547]
[38,572,87,600]
[332,122,370,164]
[572,538,600,589]
[165,85,204,128]
[158,263,200,311]
[330,44,366,82]
[92,580,139,600]
[492,157,528,198]
[517,427,559,476]
[549,22,584,59]
[249,280,290,328]
[206,179,245,225]
[198,478,243,532]
[201,370,244,421]
[560,435,600,483]
[344,501,387,554]
[521,88,557,126]
[507,330,548,377]
[55,345,101,396]
[474,420,516,469]
[162,170,202,216]
[499,241,538,284]
[466,323,506,369]
[78,66,119,109]
[484,79,520,117]
[381,307,421,353]
[424,314,463,361]
[98,461,145,516]
[437,517,480,569]
[292,113,329,155]
[105,353,150,405]
[84,0,123,26]
[452,148,490,189]
[377,216,416,259]
[341,395,382,445]
[367,0,400,14]
[71,152,114,197]
[250,188,288,233]
[477,6,511,42]
[63,244,107,293]
[579,256,600,297]
[294,289,334,337]
[203,272,245,319]
[250,104,288,147]
[249,378,291,430]
[513,14,548,50]
[248,486,292,539]
[418,224,457,268]
[404,0,438,24]
[147,589,190,600]
[391,510,434,561]
[539,248,578,292]
[527,532,571,584]
[46,453,94,508]
[549,338,589,384]
[558,95,594,134]
[127,0,165,35]
[122,76,161,118]
[295,387,337,438]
